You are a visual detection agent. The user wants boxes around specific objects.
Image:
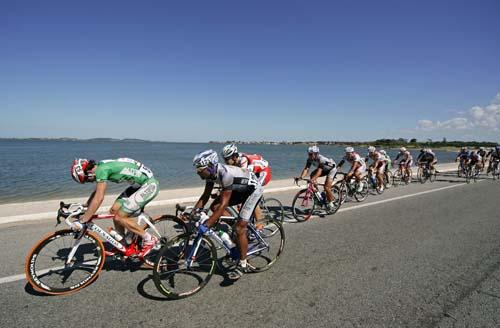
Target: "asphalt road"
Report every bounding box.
[1,172,500,328]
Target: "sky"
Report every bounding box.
[1,0,499,142]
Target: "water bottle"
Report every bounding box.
[218,230,235,249]
[370,174,376,186]
[109,229,123,242]
[320,191,327,203]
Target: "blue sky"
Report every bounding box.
[1,1,499,142]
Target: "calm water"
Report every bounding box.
[0,140,458,204]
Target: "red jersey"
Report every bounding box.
[239,153,272,186]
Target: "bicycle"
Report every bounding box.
[291,176,342,221]
[333,172,369,204]
[457,160,467,178]
[465,163,480,184]
[25,202,188,295]
[417,162,436,184]
[152,207,285,299]
[392,163,412,186]
[367,167,384,195]
[491,160,500,180]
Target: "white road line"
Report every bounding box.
[0,178,479,286]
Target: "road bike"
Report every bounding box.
[417,162,436,184]
[491,160,500,180]
[465,163,480,184]
[333,172,369,204]
[291,177,342,221]
[25,202,187,295]
[152,205,285,299]
[367,167,384,195]
[392,163,412,186]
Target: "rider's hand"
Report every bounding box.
[71,221,84,231]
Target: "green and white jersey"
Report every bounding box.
[94,158,154,185]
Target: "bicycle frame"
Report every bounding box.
[58,203,162,263]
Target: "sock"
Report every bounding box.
[143,232,152,242]
[240,259,247,268]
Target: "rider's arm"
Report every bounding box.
[205,189,232,228]
[347,162,360,177]
[311,168,322,182]
[194,181,214,209]
[337,159,345,168]
[80,182,107,223]
[299,162,311,179]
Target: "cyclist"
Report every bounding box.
[487,145,500,174]
[295,146,337,211]
[222,144,271,228]
[70,158,160,257]
[455,147,470,175]
[222,144,272,186]
[477,147,487,169]
[417,148,437,172]
[467,151,483,175]
[193,149,263,280]
[380,149,392,172]
[394,147,413,179]
[365,146,386,191]
[337,147,366,192]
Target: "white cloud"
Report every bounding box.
[416,92,500,133]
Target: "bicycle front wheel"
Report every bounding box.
[246,219,285,273]
[153,234,216,300]
[291,189,316,222]
[142,214,190,268]
[417,167,427,184]
[354,180,369,202]
[25,229,105,295]
[260,197,285,223]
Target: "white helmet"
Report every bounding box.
[193,149,219,169]
[222,144,238,159]
[345,147,354,153]
[367,146,376,153]
[379,150,387,155]
[308,145,319,154]
[399,147,407,152]
[480,147,485,151]
[427,148,432,153]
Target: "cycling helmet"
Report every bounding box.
[367,146,376,153]
[399,147,407,152]
[379,150,387,155]
[308,145,320,154]
[427,148,432,153]
[71,158,90,184]
[193,150,219,169]
[222,144,238,159]
[496,145,500,151]
[345,147,354,153]
[461,146,467,151]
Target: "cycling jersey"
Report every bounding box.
[306,154,336,171]
[395,151,413,163]
[95,158,154,185]
[239,153,272,186]
[209,163,261,192]
[477,150,487,158]
[490,151,500,160]
[94,158,158,214]
[457,151,470,160]
[469,153,482,163]
[418,152,435,162]
[366,151,386,164]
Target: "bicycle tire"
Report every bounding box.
[417,167,427,184]
[153,234,217,300]
[392,170,402,187]
[333,183,347,205]
[246,219,285,273]
[260,197,284,223]
[25,229,105,295]
[429,168,437,182]
[354,180,369,202]
[142,214,190,268]
[291,188,316,222]
[384,171,393,189]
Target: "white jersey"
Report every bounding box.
[343,152,366,166]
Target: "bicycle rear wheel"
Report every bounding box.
[25,229,105,295]
[246,219,285,272]
[260,197,284,223]
[417,167,427,184]
[142,215,190,268]
[291,189,316,222]
[153,234,216,300]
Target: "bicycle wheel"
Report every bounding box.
[25,229,105,295]
[384,171,392,189]
[153,234,217,300]
[142,215,190,268]
[354,180,369,202]
[429,168,437,182]
[333,183,346,206]
[291,189,316,222]
[417,167,427,184]
[260,197,284,223]
[392,170,402,187]
[246,219,285,273]
[404,169,413,185]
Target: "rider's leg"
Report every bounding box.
[114,209,146,238]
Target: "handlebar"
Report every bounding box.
[56,202,87,228]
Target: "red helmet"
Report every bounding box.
[71,159,90,183]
